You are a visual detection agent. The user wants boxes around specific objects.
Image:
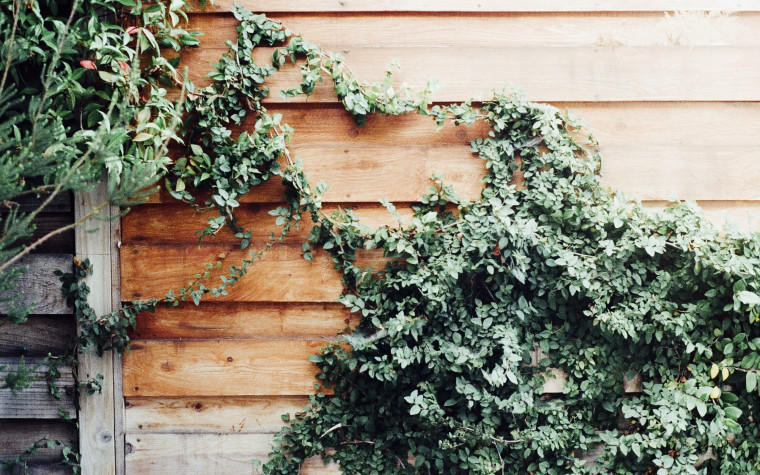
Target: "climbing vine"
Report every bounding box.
[5,1,760,474]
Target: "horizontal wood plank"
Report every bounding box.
[172,46,760,102]
[123,203,411,244]
[125,396,310,433]
[187,0,760,13]
[643,200,760,233]
[188,12,760,48]
[13,192,72,214]
[121,244,385,302]
[0,315,76,357]
[0,254,72,315]
[122,339,328,396]
[130,302,357,339]
[147,141,760,202]
[125,433,339,474]
[260,102,760,148]
[0,420,77,462]
[0,357,76,419]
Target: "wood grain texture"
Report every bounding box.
[186,0,760,13]
[0,420,77,462]
[121,244,386,302]
[188,12,760,48]
[11,213,75,255]
[110,204,126,475]
[124,396,310,433]
[0,357,75,419]
[122,339,327,397]
[14,192,72,214]
[171,46,760,102]
[0,254,72,315]
[125,433,339,474]
[74,184,116,474]
[0,315,76,357]
[123,203,412,244]
[255,102,760,148]
[129,302,357,339]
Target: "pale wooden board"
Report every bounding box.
[120,244,386,302]
[122,339,327,397]
[170,46,760,102]
[188,12,760,48]
[643,201,760,232]
[129,302,357,339]
[0,315,76,357]
[74,184,116,473]
[124,396,310,433]
[186,0,760,13]
[0,357,75,419]
[0,254,72,315]
[600,145,760,201]
[125,433,339,474]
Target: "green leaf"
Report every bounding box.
[738,291,760,306]
[746,371,757,393]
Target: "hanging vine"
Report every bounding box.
[5,1,760,473]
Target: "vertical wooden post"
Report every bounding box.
[75,183,118,474]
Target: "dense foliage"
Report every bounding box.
[4,1,760,473]
[263,89,760,473]
[0,0,203,324]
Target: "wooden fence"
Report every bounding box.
[0,194,78,472]
[121,2,760,473]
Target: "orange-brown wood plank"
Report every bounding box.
[130,302,357,339]
[170,46,760,102]
[122,203,413,244]
[187,12,760,48]
[125,433,339,474]
[121,244,386,302]
[123,339,326,397]
[186,0,759,13]
[125,396,310,433]
[258,102,760,148]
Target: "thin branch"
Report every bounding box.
[0,200,108,273]
[0,0,20,97]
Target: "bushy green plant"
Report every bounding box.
[0,0,197,324]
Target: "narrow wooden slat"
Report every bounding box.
[0,254,72,315]
[120,244,385,302]
[75,184,116,473]
[11,213,75,254]
[111,203,127,475]
[186,0,760,13]
[14,192,72,214]
[188,12,760,48]
[0,357,75,419]
[122,339,327,397]
[125,433,339,474]
[0,420,77,462]
[172,46,760,102]
[124,396,310,433]
[130,302,357,339]
[0,315,76,357]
